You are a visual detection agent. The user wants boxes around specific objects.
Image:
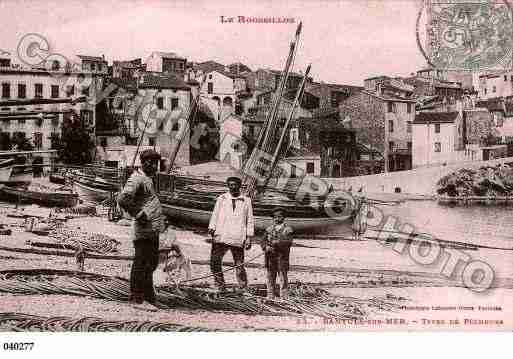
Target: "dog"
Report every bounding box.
[156,226,192,290]
[161,243,192,287]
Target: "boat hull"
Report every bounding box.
[73,181,113,203]
[161,203,354,234]
[0,167,12,182]
[0,186,78,207]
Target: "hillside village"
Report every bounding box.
[1,49,513,179]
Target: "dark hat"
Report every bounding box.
[226,176,242,185]
[140,149,161,162]
[272,207,286,216]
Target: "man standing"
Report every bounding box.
[118,149,164,308]
[208,176,254,293]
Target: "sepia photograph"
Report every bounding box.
[0,0,512,353]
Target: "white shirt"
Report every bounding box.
[208,192,255,247]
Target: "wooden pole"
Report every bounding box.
[262,64,311,189]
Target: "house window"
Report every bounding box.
[511,75,513,82]
[387,101,396,113]
[306,162,315,174]
[51,85,59,99]
[80,110,93,127]
[171,98,179,109]
[18,84,26,99]
[18,119,26,126]
[172,122,179,131]
[407,121,412,133]
[208,82,213,94]
[434,142,441,152]
[35,83,43,98]
[148,137,156,146]
[505,75,508,81]
[91,63,96,71]
[407,141,412,152]
[1,83,10,99]
[484,88,487,94]
[208,74,212,80]
[435,123,440,133]
[156,97,164,110]
[33,132,43,149]
[389,141,394,151]
[65,85,74,97]
[248,125,255,138]
[492,86,496,93]
[290,165,297,178]
[50,132,60,149]
[407,103,412,113]
[389,120,394,132]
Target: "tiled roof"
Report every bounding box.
[413,111,459,124]
[265,68,305,78]
[138,73,190,90]
[77,55,105,62]
[113,59,143,69]
[325,83,363,93]
[194,61,226,74]
[286,147,320,158]
[110,78,138,91]
[362,90,416,103]
[228,62,252,74]
[152,51,185,60]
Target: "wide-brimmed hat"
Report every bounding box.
[226,176,242,185]
[140,149,161,162]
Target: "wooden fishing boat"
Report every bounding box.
[49,172,66,185]
[0,158,14,169]
[0,166,12,182]
[73,180,114,202]
[157,175,357,234]
[438,195,513,206]
[161,200,353,233]
[0,184,78,207]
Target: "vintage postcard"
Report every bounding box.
[0,0,512,348]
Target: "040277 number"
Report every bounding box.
[3,342,34,350]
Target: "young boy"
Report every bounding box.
[262,208,294,300]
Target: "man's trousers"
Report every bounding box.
[130,237,159,303]
[210,242,247,290]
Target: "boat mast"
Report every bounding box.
[166,79,205,172]
[243,21,302,198]
[261,63,311,190]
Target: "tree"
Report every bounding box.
[12,132,34,151]
[58,112,95,164]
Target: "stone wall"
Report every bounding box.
[339,92,385,152]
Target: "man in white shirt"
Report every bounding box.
[208,176,255,293]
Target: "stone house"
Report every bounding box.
[146,51,187,75]
[125,72,192,167]
[339,76,416,172]
[0,66,100,157]
[77,55,108,74]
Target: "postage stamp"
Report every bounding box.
[421,0,513,71]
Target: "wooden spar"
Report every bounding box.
[243,21,302,198]
[262,64,311,190]
[166,77,206,172]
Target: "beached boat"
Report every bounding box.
[0,167,12,182]
[73,180,114,202]
[160,200,352,233]
[156,171,357,234]
[0,184,78,207]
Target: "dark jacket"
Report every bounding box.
[118,169,164,240]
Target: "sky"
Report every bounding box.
[0,0,429,86]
